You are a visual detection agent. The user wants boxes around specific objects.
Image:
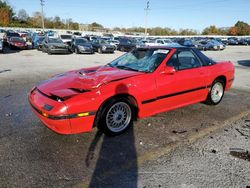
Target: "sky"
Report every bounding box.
[7,0,250,31]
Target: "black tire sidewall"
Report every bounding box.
[97,98,134,136]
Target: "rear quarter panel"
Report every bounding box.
[206,61,235,90]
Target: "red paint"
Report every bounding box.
[29,47,234,134]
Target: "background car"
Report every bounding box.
[202,40,226,51]
[42,37,69,55]
[238,38,250,45]
[156,38,173,45]
[228,38,239,45]
[59,34,72,46]
[107,40,120,49]
[3,31,20,46]
[83,35,99,41]
[145,38,170,46]
[0,39,4,53]
[32,36,45,50]
[91,39,115,53]
[70,37,94,54]
[145,38,182,47]
[45,30,55,37]
[117,38,137,52]
[8,37,28,50]
[19,31,29,41]
[177,39,203,50]
[0,29,5,39]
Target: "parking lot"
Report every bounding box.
[0,46,250,187]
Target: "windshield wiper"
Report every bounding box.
[116,65,141,72]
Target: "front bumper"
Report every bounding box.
[102,48,115,53]
[50,48,69,54]
[29,88,96,134]
[13,45,28,49]
[78,48,94,53]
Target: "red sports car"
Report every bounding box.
[9,37,28,50]
[29,47,234,136]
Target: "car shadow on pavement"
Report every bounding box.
[238,60,250,67]
[2,46,21,54]
[86,83,138,187]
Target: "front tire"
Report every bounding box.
[48,50,52,55]
[120,46,125,52]
[205,79,225,105]
[97,98,134,136]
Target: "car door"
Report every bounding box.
[42,38,48,51]
[70,39,74,51]
[155,49,208,113]
[92,40,98,51]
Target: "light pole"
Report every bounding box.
[144,0,150,37]
[40,0,45,32]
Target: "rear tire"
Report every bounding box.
[120,46,125,52]
[96,98,134,136]
[205,79,225,105]
[98,48,102,54]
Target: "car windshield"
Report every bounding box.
[100,40,108,44]
[108,48,169,73]
[8,32,20,37]
[184,40,192,45]
[48,38,63,43]
[60,35,72,39]
[164,39,172,43]
[130,39,137,44]
[11,37,24,42]
[211,40,221,45]
[76,38,88,44]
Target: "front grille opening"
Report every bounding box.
[37,89,64,102]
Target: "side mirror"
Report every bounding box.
[161,66,176,75]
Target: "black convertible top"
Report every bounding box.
[138,46,216,66]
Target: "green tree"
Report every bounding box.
[234,21,250,36]
[179,29,198,35]
[89,22,104,31]
[29,11,42,28]
[202,25,220,35]
[0,0,15,26]
[0,0,14,17]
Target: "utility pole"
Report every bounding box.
[40,0,45,32]
[144,0,150,37]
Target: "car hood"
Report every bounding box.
[49,43,67,47]
[78,43,92,47]
[101,44,114,48]
[37,66,144,99]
